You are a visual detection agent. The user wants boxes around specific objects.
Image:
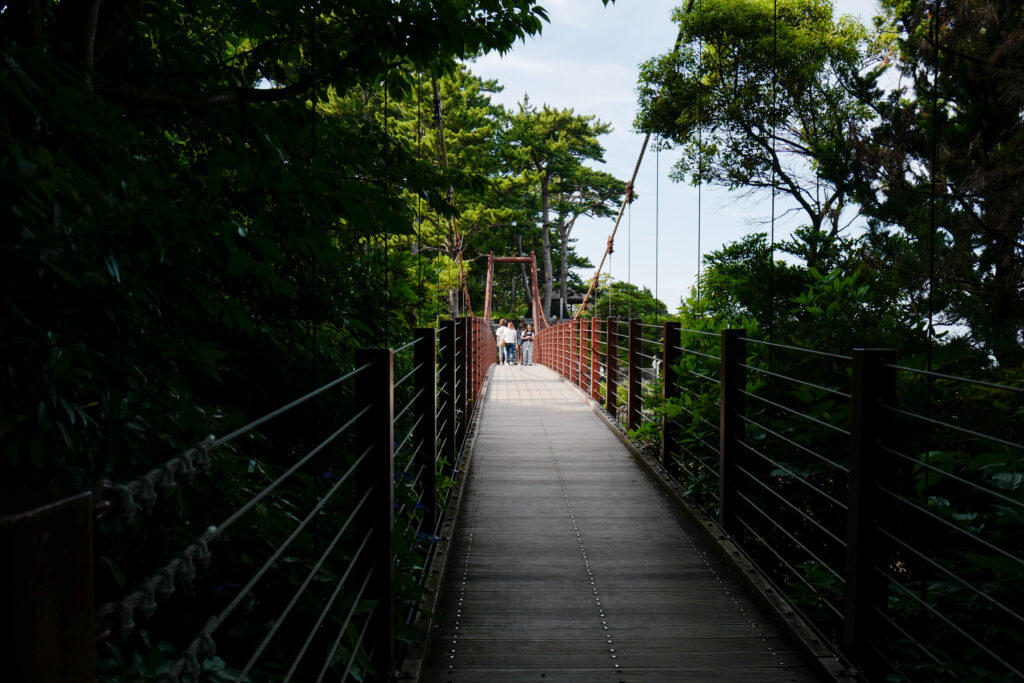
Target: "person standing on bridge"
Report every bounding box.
[504,321,517,365]
[520,324,534,365]
[496,318,507,365]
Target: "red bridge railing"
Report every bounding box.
[535,317,1024,681]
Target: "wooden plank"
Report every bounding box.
[426,669,817,683]
[423,365,821,682]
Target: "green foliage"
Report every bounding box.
[654,227,1022,678]
[636,0,874,267]
[589,276,669,322]
[1,1,595,679]
[501,98,624,317]
[842,0,1024,366]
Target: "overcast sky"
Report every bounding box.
[469,0,879,311]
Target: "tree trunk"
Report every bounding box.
[558,221,569,317]
[517,234,531,317]
[987,233,1024,368]
[448,236,459,320]
[540,174,554,317]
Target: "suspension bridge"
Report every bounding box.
[6,310,1021,682]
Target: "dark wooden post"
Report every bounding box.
[570,320,578,384]
[553,323,558,374]
[462,318,472,449]
[467,319,476,399]
[460,317,471,434]
[590,319,601,401]
[413,329,437,533]
[474,319,483,397]
[439,320,457,474]
[627,318,642,431]
[560,323,566,377]
[718,329,747,536]
[572,320,578,383]
[661,322,682,472]
[843,349,896,674]
[0,491,95,682]
[556,323,562,376]
[566,321,573,381]
[581,321,589,389]
[606,318,619,417]
[355,347,395,680]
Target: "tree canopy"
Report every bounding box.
[635,0,874,268]
[501,98,622,316]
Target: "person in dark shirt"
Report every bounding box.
[520,324,535,365]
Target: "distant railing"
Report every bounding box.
[2,317,495,682]
[535,318,1024,681]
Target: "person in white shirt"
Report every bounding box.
[503,321,517,365]
[495,318,507,364]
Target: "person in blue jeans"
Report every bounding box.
[496,318,507,364]
[504,321,517,365]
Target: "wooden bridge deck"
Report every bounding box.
[423,364,821,682]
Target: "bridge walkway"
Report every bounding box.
[423,363,820,682]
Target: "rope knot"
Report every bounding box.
[175,548,197,582]
[195,436,214,471]
[137,470,160,509]
[155,565,177,600]
[157,460,178,490]
[138,579,159,619]
[195,530,215,566]
[119,597,137,635]
[118,483,140,523]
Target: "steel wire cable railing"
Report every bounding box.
[679,346,720,361]
[281,530,372,682]
[733,456,848,558]
[342,608,376,682]
[668,419,721,462]
[671,401,720,432]
[396,414,425,463]
[238,489,373,680]
[92,365,371,523]
[875,525,1024,626]
[738,413,849,474]
[393,338,417,354]
[875,564,1024,678]
[68,319,498,682]
[95,401,373,645]
[879,445,1023,510]
[316,569,374,683]
[394,362,421,390]
[733,511,845,623]
[687,368,720,384]
[678,327,720,338]
[739,336,853,362]
[678,382,715,403]
[737,437,848,512]
[394,387,424,424]
[886,363,1024,394]
[740,388,851,436]
[876,485,1024,567]
[211,364,372,450]
[869,608,945,673]
[160,446,374,681]
[885,403,1023,451]
[740,363,852,399]
[523,318,1021,680]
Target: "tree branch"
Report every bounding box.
[96,78,317,108]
